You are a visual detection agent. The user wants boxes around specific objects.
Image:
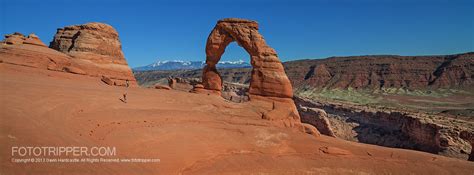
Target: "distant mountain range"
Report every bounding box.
[133,60,251,71]
[134,52,474,90]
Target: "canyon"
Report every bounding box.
[294,97,473,160]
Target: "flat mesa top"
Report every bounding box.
[218,18,258,24]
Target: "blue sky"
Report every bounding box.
[1,0,473,67]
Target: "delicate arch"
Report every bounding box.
[202,18,293,98]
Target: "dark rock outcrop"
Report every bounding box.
[460,131,474,161]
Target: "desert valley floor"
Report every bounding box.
[1,64,473,174]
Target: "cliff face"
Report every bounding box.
[285,53,474,90]
[50,22,125,64]
[50,22,137,85]
[294,97,473,160]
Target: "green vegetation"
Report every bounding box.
[297,87,381,105]
[140,79,168,87]
[373,87,472,98]
[295,86,474,115]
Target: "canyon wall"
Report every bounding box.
[294,97,473,160]
[285,53,474,90]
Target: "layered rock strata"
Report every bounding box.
[50,22,136,86]
[0,32,72,71]
[294,97,474,161]
[199,18,312,134]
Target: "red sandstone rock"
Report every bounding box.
[50,22,137,86]
[154,84,171,90]
[23,34,47,47]
[193,84,204,89]
[190,83,219,95]
[298,106,336,137]
[285,53,474,90]
[306,64,332,88]
[101,76,114,86]
[63,66,86,75]
[202,65,222,91]
[3,33,47,47]
[302,123,321,137]
[0,33,71,71]
[4,32,26,45]
[319,146,353,156]
[249,94,307,133]
[168,77,177,89]
[203,18,293,98]
[200,18,310,135]
[0,30,135,87]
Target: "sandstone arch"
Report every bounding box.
[202,18,293,98]
[199,18,319,135]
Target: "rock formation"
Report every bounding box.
[297,105,336,137]
[202,18,293,98]
[4,62,474,173]
[50,22,137,86]
[1,23,137,87]
[154,84,172,90]
[285,53,474,90]
[294,96,474,161]
[198,18,310,133]
[221,82,250,103]
[3,32,47,47]
[101,76,114,86]
[135,52,473,91]
[460,131,474,161]
[168,77,177,89]
[0,32,72,71]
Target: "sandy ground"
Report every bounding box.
[1,63,473,174]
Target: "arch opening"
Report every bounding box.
[216,42,252,102]
[202,18,294,100]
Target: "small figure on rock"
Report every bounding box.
[122,92,127,103]
[122,80,130,103]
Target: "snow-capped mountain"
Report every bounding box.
[133,59,251,71]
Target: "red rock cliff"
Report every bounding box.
[50,22,136,86]
[285,53,474,90]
